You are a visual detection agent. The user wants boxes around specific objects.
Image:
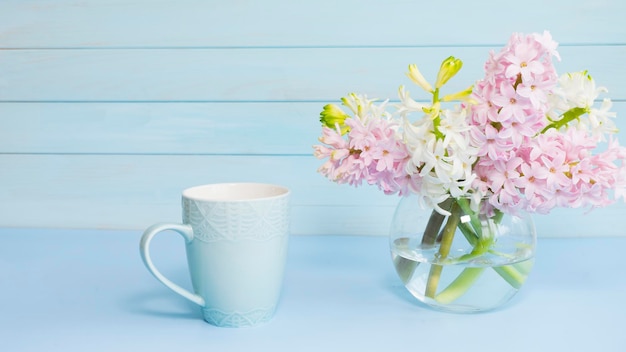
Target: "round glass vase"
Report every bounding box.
[389,194,536,313]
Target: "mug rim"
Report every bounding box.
[182,182,290,202]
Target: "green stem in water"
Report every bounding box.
[435,268,485,304]
[491,259,534,289]
[397,200,455,286]
[392,238,418,284]
[393,256,418,284]
[455,197,483,238]
[457,221,478,246]
[492,266,525,290]
[423,198,532,303]
[421,198,453,246]
[425,202,461,298]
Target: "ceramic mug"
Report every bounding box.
[140,183,290,327]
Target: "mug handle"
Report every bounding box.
[139,223,205,307]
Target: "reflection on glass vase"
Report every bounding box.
[389,194,537,313]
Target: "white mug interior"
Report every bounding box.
[182,183,289,202]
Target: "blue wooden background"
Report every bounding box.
[1,0,625,236]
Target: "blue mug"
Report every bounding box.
[140,183,290,327]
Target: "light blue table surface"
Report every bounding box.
[0,228,624,351]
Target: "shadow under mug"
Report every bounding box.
[140,183,290,327]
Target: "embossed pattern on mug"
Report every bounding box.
[182,197,289,242]
[202,306,276,328]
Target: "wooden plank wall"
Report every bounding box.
[1,0,625,236]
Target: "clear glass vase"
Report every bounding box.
[389,194,536,313]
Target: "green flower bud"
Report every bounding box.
[435,56,463,89]
[320,103,350,134]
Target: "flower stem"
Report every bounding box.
[492,260,534,289]
[421,198,453,246]
[393,256,418,284]
[455,197,483,238]
[435,268,485,304]
[425,202,461,298]
[541,106,589,133]
[392,237,418,284]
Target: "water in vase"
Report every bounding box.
[391,237,534,312]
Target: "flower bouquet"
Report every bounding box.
[313,31,626,311]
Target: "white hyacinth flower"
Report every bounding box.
[401,103,478,215]
[547,71,618,141]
